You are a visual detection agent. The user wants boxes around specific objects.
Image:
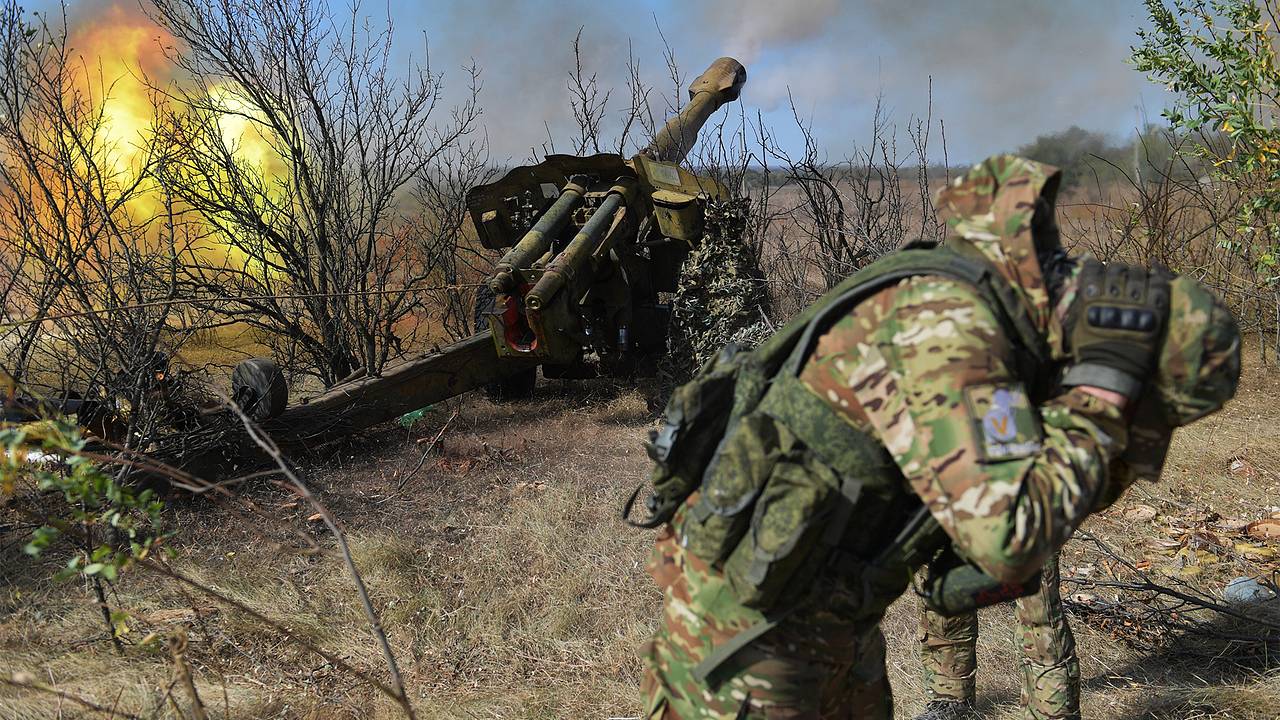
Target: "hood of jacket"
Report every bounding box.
[935,155,1063,341]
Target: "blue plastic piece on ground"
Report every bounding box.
[1224,576,1276,604]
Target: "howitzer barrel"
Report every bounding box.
[643,57,746,163]
[525,183,632,311]
[491,179,587,294]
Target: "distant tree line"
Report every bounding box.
[1014,124,1209,191]
[729,123,1206,194]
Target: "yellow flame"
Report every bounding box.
[72,7,161,173]
[66,5,284,264]
[209,86,280,173]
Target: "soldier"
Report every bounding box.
[636,154,1241,719]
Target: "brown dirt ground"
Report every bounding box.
[2,344,1278,719]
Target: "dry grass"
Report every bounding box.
[2,350,1278,719]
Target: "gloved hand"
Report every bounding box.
[1062,260,1171,401]
[920,545,1040,616]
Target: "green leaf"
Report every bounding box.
[7,420,168,590]
[109,610,130,636]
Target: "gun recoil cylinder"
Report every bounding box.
[524,182,633,311]
[491,179,588,294]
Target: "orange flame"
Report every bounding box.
[69,4,174,184]
[64,4,283,263]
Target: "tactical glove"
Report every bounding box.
[920,546,1040,616]
[1062,260,1171,400]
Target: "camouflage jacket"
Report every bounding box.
[799,156,1128,584]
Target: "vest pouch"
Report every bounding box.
[723,450,844,610]
[681,412,791,565]
[633,345,747,528]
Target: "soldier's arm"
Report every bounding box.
[805,276,1128,583]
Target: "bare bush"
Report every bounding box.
[1063,129,1277,361]
[148,0,484,386]
[0,2,211,667]
[566,29,610,156]
[413,136,497,342]
[0,3,207,458]
[759,90,945,315]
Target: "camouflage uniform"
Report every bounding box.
[918,249,1084,720]
[919,553,1078,719]
[914,160,1245,720]
[640,155,1240,719]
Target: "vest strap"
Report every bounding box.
[691,606,798,683]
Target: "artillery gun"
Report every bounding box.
[222,57,749,450]
[4,58,747,476]
[471,56,747,392]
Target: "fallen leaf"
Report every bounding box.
[1124,504,1159,522]
[307,513,324,522]
[1212,517,1251,532]
[1246,519,1280,540]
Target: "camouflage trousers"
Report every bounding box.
[641,528,894,719]
[919,553,1079,720]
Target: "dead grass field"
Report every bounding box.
[2,343,1278,719]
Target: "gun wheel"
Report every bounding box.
[231,358,288,421]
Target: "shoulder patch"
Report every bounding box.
[963,383,1043,462]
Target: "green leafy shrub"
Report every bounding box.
[2,420,167,584]
[1134,0,1280,355]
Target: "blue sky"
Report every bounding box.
[48,0,1172,166]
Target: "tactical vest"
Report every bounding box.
[629,244,1051,618]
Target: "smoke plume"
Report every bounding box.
[55,0,1164,165]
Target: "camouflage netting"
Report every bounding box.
[663,198,772,383]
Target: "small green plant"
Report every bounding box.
[2,419,167,610]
